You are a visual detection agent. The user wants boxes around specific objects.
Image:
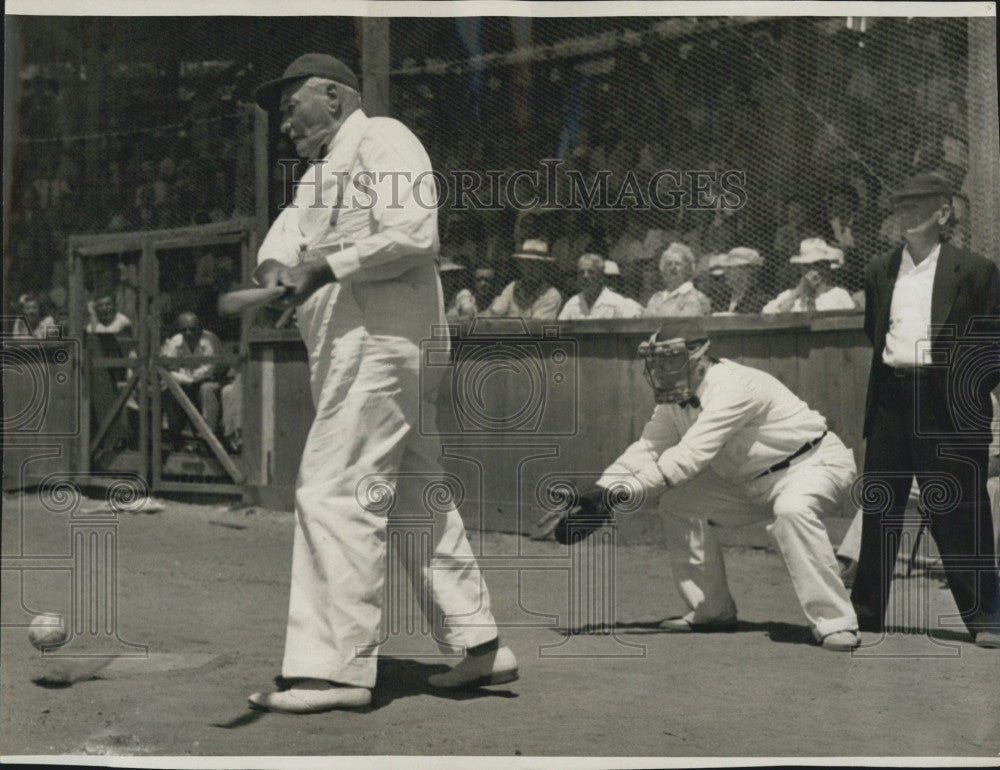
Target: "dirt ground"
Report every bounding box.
[1,491,998,761]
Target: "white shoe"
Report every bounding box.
[248,679,371,713]
[428,646,519,690]
[820,630,861,652]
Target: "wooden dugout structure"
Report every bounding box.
[64,219,257,494]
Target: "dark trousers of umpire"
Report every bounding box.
[851,365,998,634]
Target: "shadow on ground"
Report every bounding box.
[556,618,817,646]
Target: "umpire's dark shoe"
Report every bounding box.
[973,630,1000,649]
[659,615,738,633]
[852,606,883,633]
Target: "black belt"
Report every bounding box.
[883,364,931,380]
[754,432,827,479]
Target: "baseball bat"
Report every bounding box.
[217,286,291,316]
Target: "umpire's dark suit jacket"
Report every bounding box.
[855,240,999,631]
[863,241,1000,441]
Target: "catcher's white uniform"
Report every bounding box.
[258,110,498,687]
[599,358,859,639]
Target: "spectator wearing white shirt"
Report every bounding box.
[643,242,712,318]
[11,293,43,338]
[160,311,222,453]
[762,238,857,314]
[483,239,562,320]
[558,254,643,320]
[87,292,133,337]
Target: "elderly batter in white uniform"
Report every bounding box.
[551,332,861,651]
[248,54,517,713]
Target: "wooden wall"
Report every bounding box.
[243,313,871,538]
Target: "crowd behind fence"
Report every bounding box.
[4,16,993,340]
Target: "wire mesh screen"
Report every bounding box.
[4,15,997,329]
[390,16,994,320]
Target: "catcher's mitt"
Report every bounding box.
[537,483,614,545]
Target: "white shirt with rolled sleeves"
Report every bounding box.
[257,109,498,689]
[596,358,858,639]
[558,287,644,320]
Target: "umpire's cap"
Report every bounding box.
[889,172,953,205]
[254,53,360,111]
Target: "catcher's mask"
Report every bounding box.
[638,331,710,404]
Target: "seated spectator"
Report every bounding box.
[482,239,562,320]
[35,304,68,338]
[220,370,243,455]
[87,291,133,337]
[773,197,812,259]
[558,253,643,320]
[707,247,771,314]
[643,242,712,318]
[473,267,499,309]
[762,238,856,314]
[11,293,43,337]
[446,289,478,324]
[609,218,646,267]
[550,211,594,282]
[818,183,874,295]
[603,259,627,296]
[442,258,477,324]
[160,311,223,453]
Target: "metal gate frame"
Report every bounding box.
[67,219,257,494]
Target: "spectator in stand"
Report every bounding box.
[133,160,158,210]
[87,291,133,338]
[762,238,856,314]
[773,197,812,262]
[551,211,596,292]
[134,184,160,230]
[819,183,875,295]
[482,239,562,320]
[603,259,627,296]
[609,217,646,267]
[154,157,176,207]
[707,247,771,315]
[442,258,476,324]
[160,311,223,453]
[643,242,712,318]
[558,253,643,320]
[11,294,44,338]
[35,305,67,338]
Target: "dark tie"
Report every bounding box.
[678,396,701,409]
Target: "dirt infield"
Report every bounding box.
[1,492,997,759]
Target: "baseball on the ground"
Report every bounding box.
[28,613,68,650]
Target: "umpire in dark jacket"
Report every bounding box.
[852,172,1000,648]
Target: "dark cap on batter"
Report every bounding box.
[254,53,360,110]
[890,172,953,205]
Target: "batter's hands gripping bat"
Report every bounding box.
[217,286,291,316]
[537,482,614,544]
